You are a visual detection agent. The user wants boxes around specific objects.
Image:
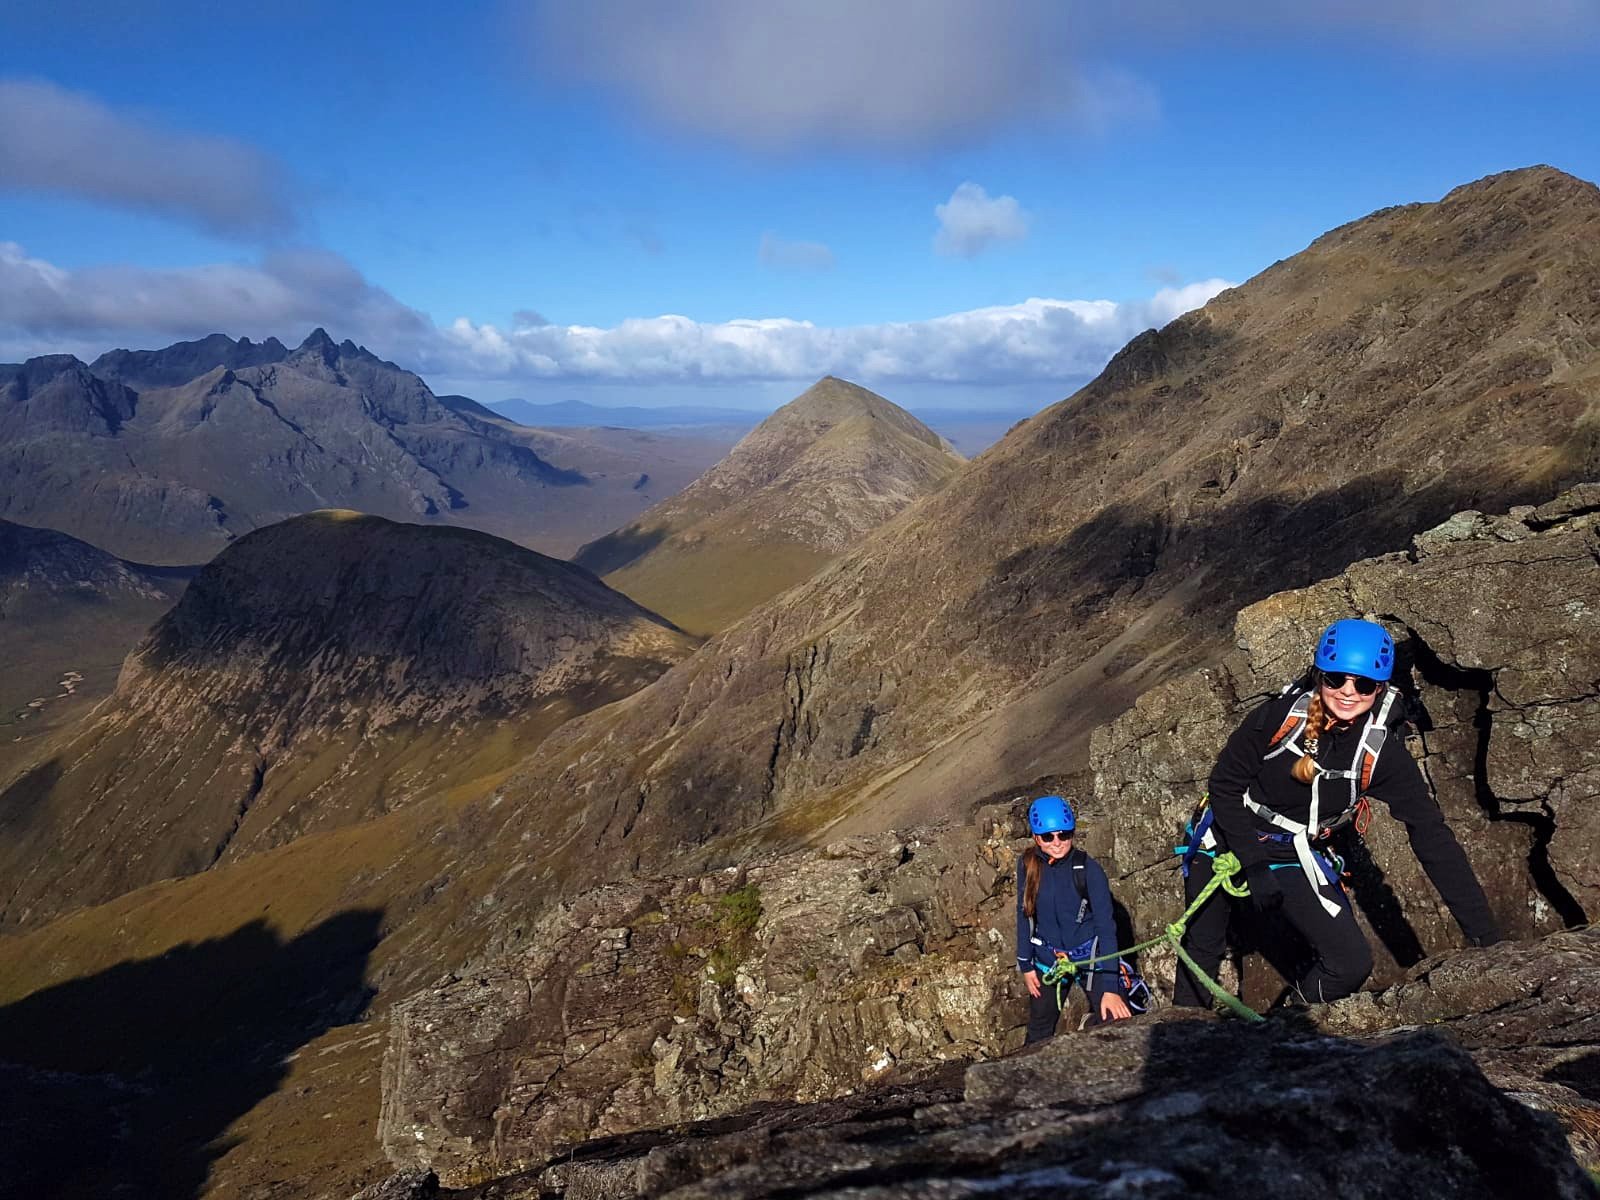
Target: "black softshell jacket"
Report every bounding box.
[1206,690,1500,945]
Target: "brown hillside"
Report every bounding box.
[500,165,1600,865]
[0,511,695,929]
[574,377,964,633]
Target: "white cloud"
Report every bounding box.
[522,0,1132,152]
[934,183,1030,258]
[432,280,1236,386]
[519,1,1595,152]
[0,79,297,237]
[758,232,836,271]
[1,240,1233,389]
[0,242,429,351]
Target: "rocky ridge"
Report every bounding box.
[574,377,964,633]
[493,167,1600,875]
[376,486,1599,1192]
[374,840,1600,1197]
[0,511,697,928]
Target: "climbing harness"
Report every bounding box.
[1027,849,1153,1013]
[1040,852,1263,1023]
[1244,683,1398,916]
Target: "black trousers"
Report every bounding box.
[1173,857,1374,1006]
[1026,975,1115,1043]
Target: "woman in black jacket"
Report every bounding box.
[1174,619,1501,1006]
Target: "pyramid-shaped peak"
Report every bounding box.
[298,327,337,352]
[754,375,947,453]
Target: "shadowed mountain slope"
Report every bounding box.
[499,165,1600,864]
[575,377,964,633]
[0,511,696,929]
[2,331,727,564]
[0,520,192,772]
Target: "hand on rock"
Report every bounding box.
[1099,992,1132,1023]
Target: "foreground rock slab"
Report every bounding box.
[360,1011,1594,1198]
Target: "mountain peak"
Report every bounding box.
[754,375,950,454]
[299,327,337,351]
[574,377,964,632]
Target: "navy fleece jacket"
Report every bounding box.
[1015,848,1119,1001]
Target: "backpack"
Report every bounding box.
[1029,848,1152,1013]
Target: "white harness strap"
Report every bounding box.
[1244,687,1399,918]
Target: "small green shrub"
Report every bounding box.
[716,885,762,935]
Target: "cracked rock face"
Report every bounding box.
[379,819,1031,1185]
[1089,485,1599,999]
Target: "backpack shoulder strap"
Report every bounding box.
[1068,857,1094,921]
[1356,686,1400,791]
[1264,690,1313,759]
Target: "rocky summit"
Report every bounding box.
[574,377,964,634]
[0,511,696,929]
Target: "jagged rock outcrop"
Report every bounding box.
[380,816,1023,1184]
[0,511,696,929]
[1089,484,1599,1002]
[575,377,964,634]
[500,167,1600,869]
[90,331,291,391]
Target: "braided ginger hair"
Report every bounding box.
[1291,688,1340,784]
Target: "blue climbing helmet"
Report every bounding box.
[1314,618,1395,682]
[1028,794,1075,835]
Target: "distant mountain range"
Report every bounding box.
[576,377,965,633]
[0,331,730,564]
[489,396,764,431]
[489,395,1035,457]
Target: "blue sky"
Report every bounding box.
[2,1,1598,410]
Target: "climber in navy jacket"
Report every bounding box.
[1016,794,1132,1041]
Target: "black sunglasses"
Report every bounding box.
[1036,830,1073,843]
[1320,670,1382,696]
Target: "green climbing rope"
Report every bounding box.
[1038,850,1264,1024]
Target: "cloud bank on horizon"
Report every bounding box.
[0,239,1230,389]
